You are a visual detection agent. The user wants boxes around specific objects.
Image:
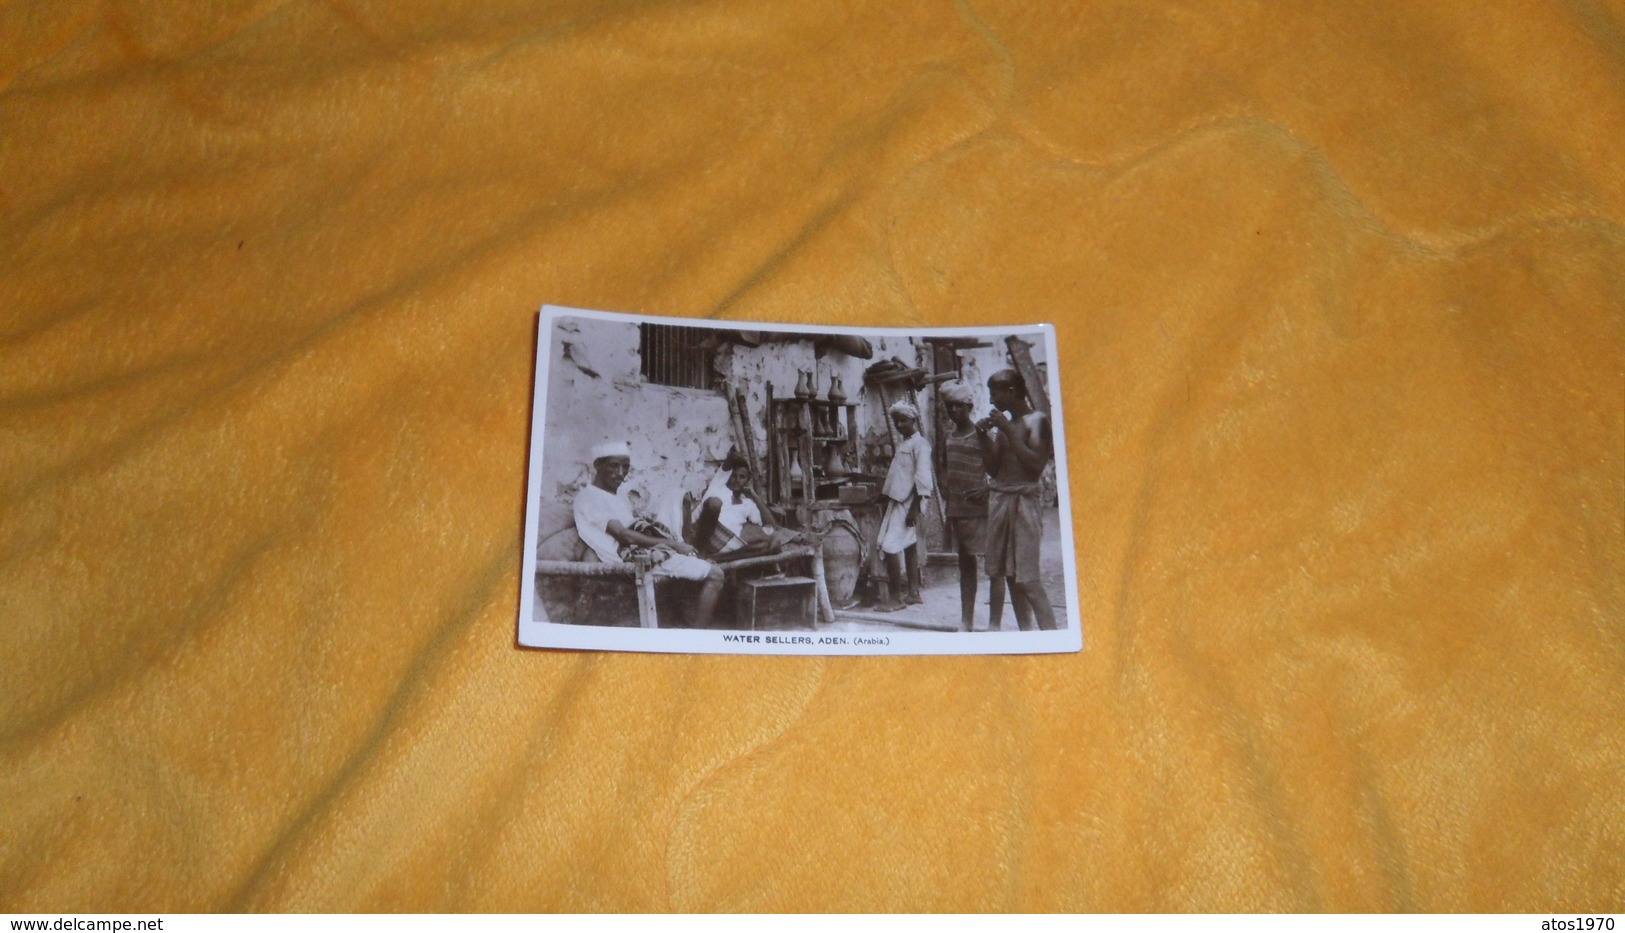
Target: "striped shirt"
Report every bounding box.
[943,427,987,518]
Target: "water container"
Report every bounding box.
[819,520,863,607]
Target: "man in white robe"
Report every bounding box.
[873,401,933,611]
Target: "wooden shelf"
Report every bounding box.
[768,393,862,513]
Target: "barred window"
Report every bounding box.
[639,323,717,390]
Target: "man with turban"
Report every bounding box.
[939,379,1003,631]
[573,440,725,628]
[874,399,934,611]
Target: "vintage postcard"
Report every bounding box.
[517,306,1083,655]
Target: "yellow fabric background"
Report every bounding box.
[2,0,1621,912]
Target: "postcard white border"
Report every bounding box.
[517,305,1083,656]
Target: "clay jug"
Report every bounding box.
[821,520,863,608]
[788,448,804,490]
[794,370,813,399]
[822,442,849,479]
[827,374,846,405]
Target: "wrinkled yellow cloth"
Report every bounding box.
[2,0,1621,913]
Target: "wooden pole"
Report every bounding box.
[811,545,834,624]
[636,565,658,628]
[766,382,778,504]
[878,383,900,452]
[1004,334,1051,415]
[800,398,814,510]
[735,388,768,506]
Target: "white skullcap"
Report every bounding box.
[590,440,631,461]
[888,400,919,420]
[940,380,976,405]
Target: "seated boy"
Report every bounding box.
[688,457,795,561]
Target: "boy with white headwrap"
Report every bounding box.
[873,399,933,612]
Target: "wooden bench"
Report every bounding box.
[536,545,833,629]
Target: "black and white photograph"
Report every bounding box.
[518,306,1082,655]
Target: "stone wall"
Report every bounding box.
[538,316,1054,533]
[540,316,735,523]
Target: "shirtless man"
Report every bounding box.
[978,370,1058,631]
[574,441,726,628]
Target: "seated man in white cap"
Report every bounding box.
[874,400,934,612]
[573,440,725,628]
